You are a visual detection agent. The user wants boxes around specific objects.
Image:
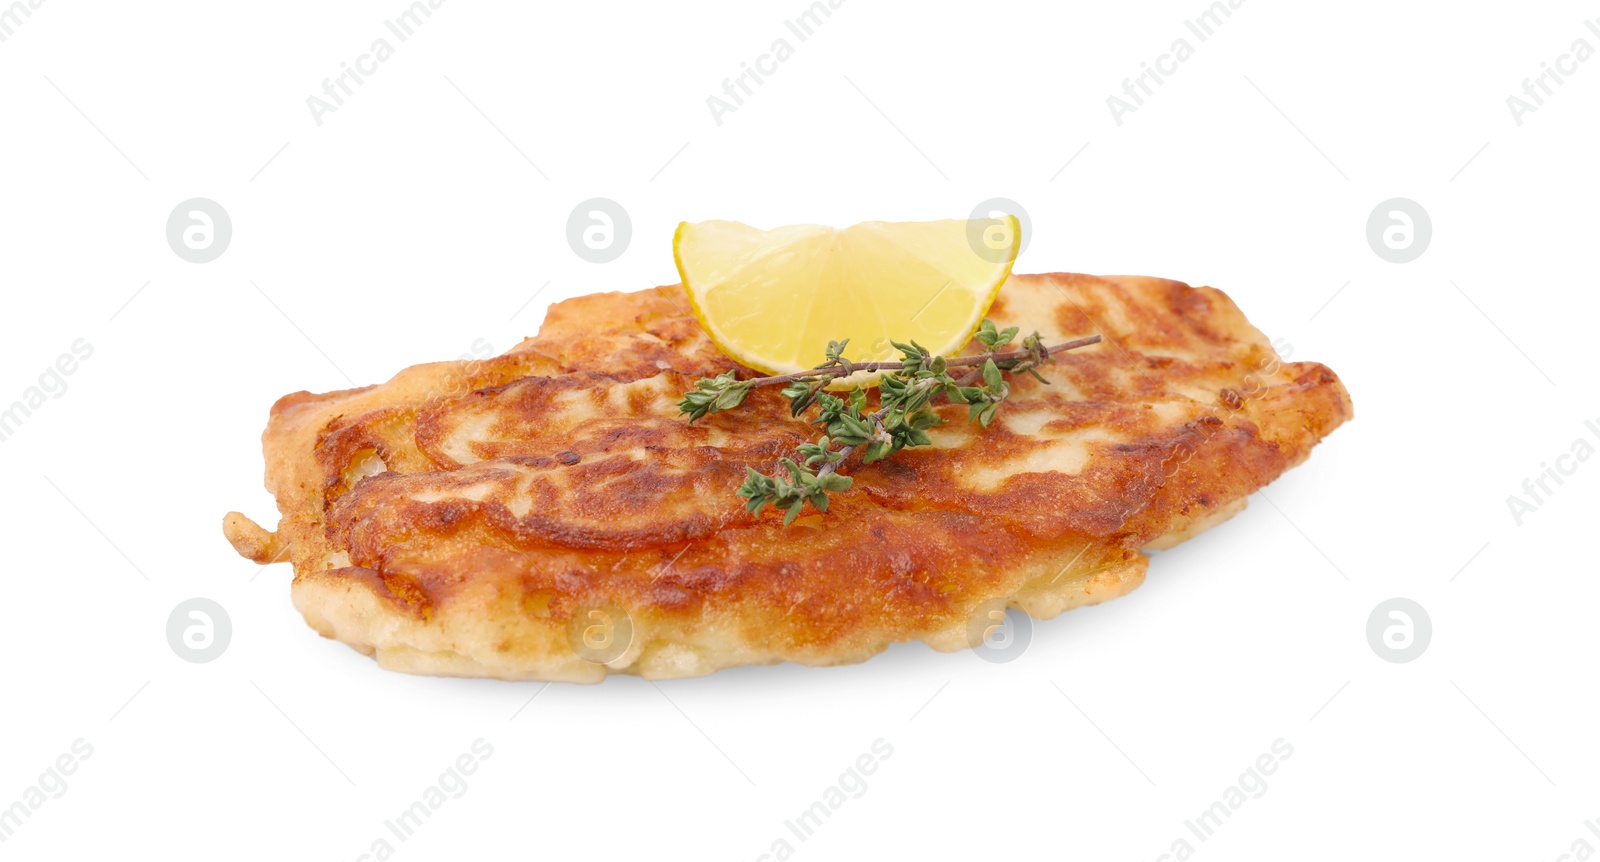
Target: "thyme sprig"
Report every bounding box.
[678,320,1101,524]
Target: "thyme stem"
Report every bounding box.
[681,321,1103,524]
[743,334,1102,389]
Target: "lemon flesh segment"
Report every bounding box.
[675,217,1020,385]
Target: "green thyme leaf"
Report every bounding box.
[681,323,1101,525]
[982,358,1002,390]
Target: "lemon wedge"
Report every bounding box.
[674,217,1020,384]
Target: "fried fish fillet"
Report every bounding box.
[223,273,1351,681]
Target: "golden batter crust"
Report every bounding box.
[224,273,1352,681]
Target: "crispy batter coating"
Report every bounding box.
[224,273,1352,681]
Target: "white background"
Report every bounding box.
[1,1,1596,859]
